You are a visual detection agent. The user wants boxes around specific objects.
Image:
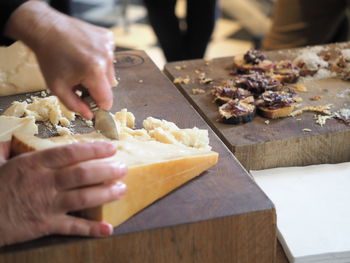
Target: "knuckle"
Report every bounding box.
[74,165,89,185]
[76,191,90,208]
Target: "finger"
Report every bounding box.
[55,161,127,191]
[32,142,116,169]
[0,141,10,164]
[56,181,126,212]
[107,60,117,87]
[51,81,93,119]
[82,68,113,111]
[51,215,113,237]
[49,81,93,120]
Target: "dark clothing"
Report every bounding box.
[0,0,27,45]
[143,0,217,62]
[263,0,349,50]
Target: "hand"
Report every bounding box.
[5,1,116,119]
[0,141,127,247]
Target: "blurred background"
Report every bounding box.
[66,0,274,68]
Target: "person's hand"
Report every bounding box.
[0,141,127,247]
[5,1,116,120]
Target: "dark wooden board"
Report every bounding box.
[164,43,350,170]
[0,51,276,263]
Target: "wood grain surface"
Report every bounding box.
[0,51,276,263]
[164,43,350,170]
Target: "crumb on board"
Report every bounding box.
[296,118,302,121]
[138,79,143,83]
[173,76,190,84]
[310,95,323,101]
[290,104,332,117]
[195,70,201,74]
[314,114,332,126]
[290,83,308,92]
[192,88,206,95]
[302,128,312,132]
[198,72,213,84]
[264,120,270,125]
[174,65,187,70]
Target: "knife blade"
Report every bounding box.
[81,88,119,140]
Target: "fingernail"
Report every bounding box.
[100,222,113,236]
[96,142,115,152]
[112,181,126,195]
[111,162,127,176]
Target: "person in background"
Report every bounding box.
[143,0,217,62]
[0,0,127,246]
[263,0,349,50]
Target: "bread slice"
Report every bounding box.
[258,105,295,119]
[11,132,218,227]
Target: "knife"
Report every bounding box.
[81,88,119,140]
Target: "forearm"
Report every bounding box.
[4,1,63,50]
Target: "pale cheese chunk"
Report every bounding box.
[0,41,46,96]
[0,116,37,142]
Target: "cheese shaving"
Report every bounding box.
[290,104,332,117]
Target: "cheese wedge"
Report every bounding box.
[11,132,218,227]
[0,116,37,142]
[0,41,46,96]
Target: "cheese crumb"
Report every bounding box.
[310,95,323,101]
[302,128,312,132]
[85,120,93,127]
[56,126,72,136]
[173,77,190,84]
[192,88,205,95]
[314,114,332,126]
[264,120,270,125]
[290,104,332,117]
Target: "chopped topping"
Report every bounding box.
[256,91,297,110]
[233,72,282,96]
[243,49,267,65]
[264,120,270,125]
[212,80,252,101]
[219,99,255,118]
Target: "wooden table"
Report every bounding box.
[0,51,276,263]
[164,44,350,170]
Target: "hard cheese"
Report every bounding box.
[0,116,37,142]
[8,109,218,227]
[12,132,218,227]
[0,41,46,96]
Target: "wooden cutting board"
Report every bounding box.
[0,51,276,263]
[164,43,350,170]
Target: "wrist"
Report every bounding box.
[4,1,61,51]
